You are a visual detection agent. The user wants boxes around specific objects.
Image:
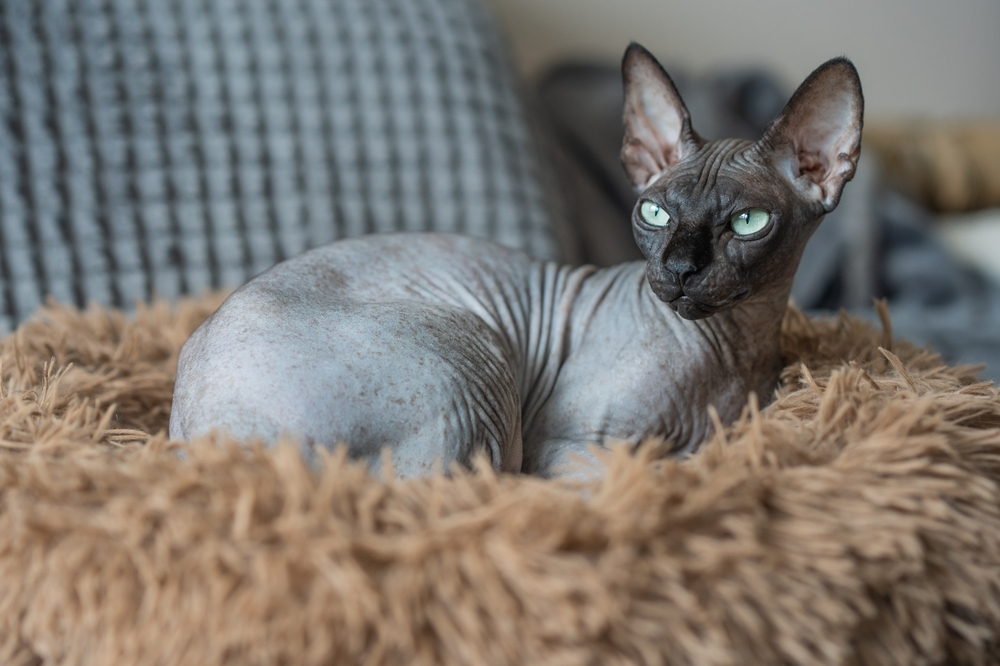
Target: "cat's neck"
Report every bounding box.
[635,261,790,395]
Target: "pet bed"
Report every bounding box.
[0,295,998,665]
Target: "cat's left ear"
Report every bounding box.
[621,43,701,191]
[759,57,864,211]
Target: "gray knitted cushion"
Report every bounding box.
[0,0,567,332]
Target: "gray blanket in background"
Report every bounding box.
[0,0,570,333]
[539,62,1000,381]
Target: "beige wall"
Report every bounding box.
[486,0,1000,118]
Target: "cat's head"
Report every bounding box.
[621,43,863,320]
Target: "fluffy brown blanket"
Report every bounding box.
[0,295,998,666]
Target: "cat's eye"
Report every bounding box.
[639,200,669,227]
[730,209,770,236]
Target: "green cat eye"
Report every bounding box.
[639,200,669,227]
[730,209,770,236]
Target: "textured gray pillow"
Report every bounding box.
[0,0,568,331]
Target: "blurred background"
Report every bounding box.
[487,0,1000,118]
[486,0,1000,378]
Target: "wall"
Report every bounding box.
[485,0,1000,118]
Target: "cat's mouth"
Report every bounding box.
[668,295,717,320]
[662,291,752,320]
[647,278,720,319]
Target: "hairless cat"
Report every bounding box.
[170,44,863,479]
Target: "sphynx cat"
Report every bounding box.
[170,44,863,479]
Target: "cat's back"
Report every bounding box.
[238,232,542,309]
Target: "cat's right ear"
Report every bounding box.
[621,43,700,191]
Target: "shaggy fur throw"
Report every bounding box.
[0,295,998,666]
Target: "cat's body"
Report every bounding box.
[170,45,863,478]
[170,233,783,477]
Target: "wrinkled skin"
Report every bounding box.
[170,44,863,479]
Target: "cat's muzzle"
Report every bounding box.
[646,273,718,320]
[646,274,750,321]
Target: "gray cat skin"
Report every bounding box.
[170,44,863,479]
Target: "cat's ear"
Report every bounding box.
[621,43,700,191]
[759,57,863,211]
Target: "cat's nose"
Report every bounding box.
[662,230,709,283]
[664,255,699,282]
